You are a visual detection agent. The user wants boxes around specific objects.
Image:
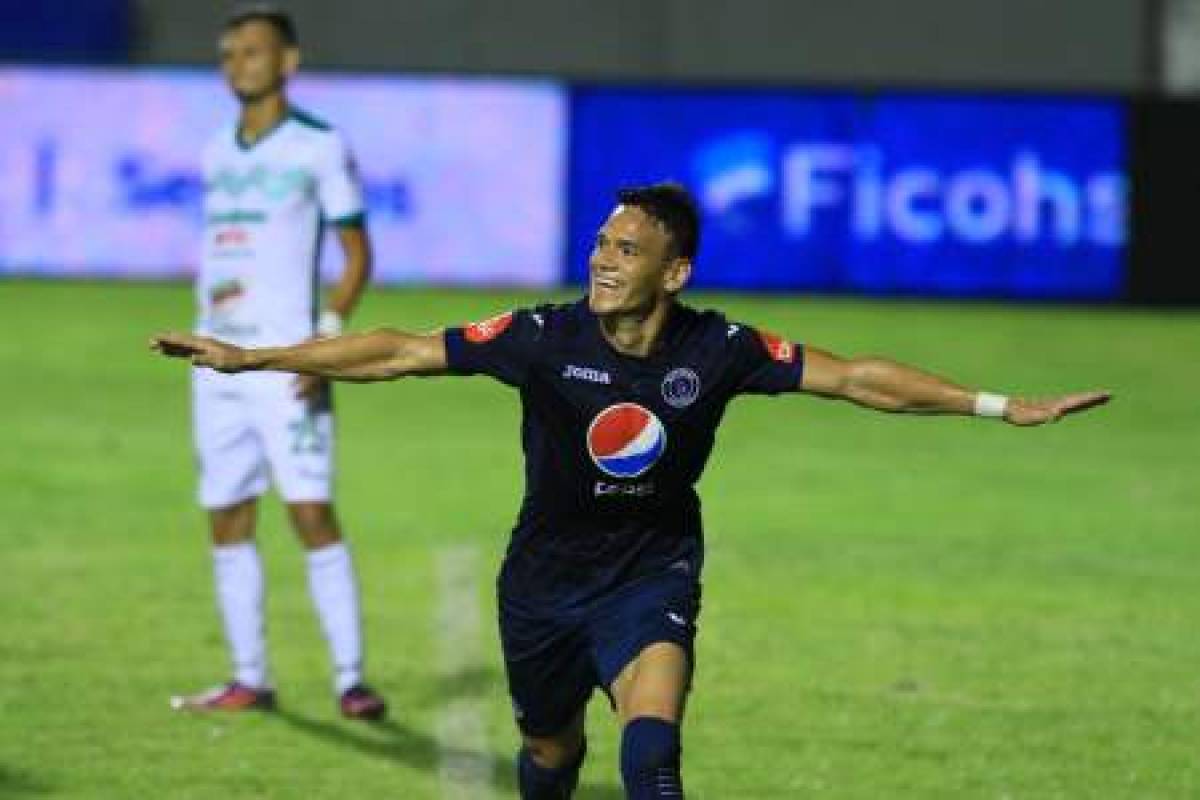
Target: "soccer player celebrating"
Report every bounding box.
[173,6,386,719]
[153,183,1108,796]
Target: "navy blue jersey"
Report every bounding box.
[444,299,804,611]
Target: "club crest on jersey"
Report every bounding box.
[758,330,796,363]
[662,367,701,408]
[587,403,667,479]
[464,311,514,343]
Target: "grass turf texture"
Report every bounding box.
[1,280,1197,798]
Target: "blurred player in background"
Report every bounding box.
[172,5,386,719]
[153,182,1109,796]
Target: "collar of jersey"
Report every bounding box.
[235,107,292,152]
[583,298,688,365]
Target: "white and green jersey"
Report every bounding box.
[198,108,365,347]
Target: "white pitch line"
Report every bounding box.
[434,545,494,799]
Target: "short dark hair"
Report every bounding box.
[616,182,701,260]
[224,4,299,46]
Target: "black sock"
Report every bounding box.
[517,738,587,799]
[620,717,683,799]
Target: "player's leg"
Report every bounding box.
[261,377,384,718]
[610,641,690,725]
[501,603,596,798]
[517,708,588,799]
[210,497,257,544]
[175,370,275,711]
[286,500,341,549]
[593,574,700,798]
[190,498,276,709]
[285,500,384,718]
[610,643,690,800]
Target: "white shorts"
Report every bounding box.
[192,369,335,509]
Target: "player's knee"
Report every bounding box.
[287,502,341,548]
[518,735,587,799]
[522,730,584,770]
[209,499,257,544]
[620,717,682,796]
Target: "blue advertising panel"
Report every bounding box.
[0,68,566,286]
[569,88,1127,299]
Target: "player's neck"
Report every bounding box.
[238,93,289,145]
[598,299,674,359]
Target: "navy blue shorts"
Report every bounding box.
[498,571,702,738]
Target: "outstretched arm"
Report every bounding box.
[799,346,1110,426]
[295,226,374,399]
[150,329,447,381]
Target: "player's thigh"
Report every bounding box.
[501,606,597,748]
[253,373,335,504]
[192,369,269,509]
[591,574,701,724]
[610,641,691,725]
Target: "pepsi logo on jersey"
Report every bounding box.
[587,403,667,478]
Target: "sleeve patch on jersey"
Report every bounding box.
[758,330,797,363]
[464,311,515,343]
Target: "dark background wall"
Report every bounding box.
[133,0,1155,91]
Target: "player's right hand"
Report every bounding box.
[150,333,248,373]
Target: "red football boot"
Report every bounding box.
[339,684,387,721]
[171,681,276,712]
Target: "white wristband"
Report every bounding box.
[974,392,1009,418]
[317,309,344,338]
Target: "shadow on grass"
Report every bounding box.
[273,711,625,798]
[0,765,53,796]
[410,664,504,711]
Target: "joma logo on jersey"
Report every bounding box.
[563,365,611,384]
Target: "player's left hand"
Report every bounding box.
[150,332,248,372]
[1004,391,1112,426]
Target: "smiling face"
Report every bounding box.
[588,204,692,316]
[218,19,298,104]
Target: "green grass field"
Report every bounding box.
[2,280,1197,798]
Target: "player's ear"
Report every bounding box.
[283,46,301,76]
[662,256,692,294]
